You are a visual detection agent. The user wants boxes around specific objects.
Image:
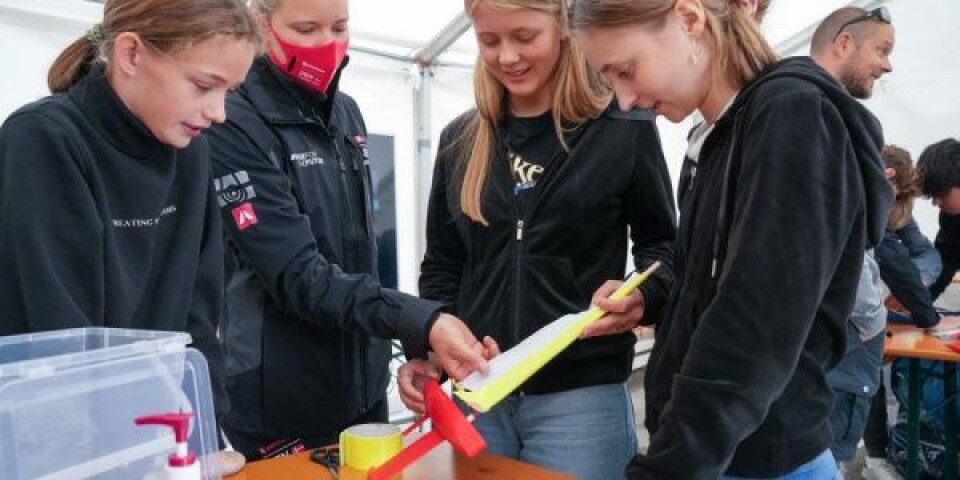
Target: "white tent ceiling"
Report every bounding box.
[11,0,901,74]
[71,0,901,69]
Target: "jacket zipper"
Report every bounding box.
[349,139,376,411]
[327,127,368,411]
[710,117,740,280]
[353,144,375,248]
[512,188,524,348]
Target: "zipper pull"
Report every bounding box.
[327,127,347,172]
[335,144,346,171]
[516,220,524,241]
[689,166,697,191]
[350,144,360,172]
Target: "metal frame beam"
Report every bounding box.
[411,13,471,66]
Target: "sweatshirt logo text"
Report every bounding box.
[290,151,325,168]
[508,152,544,191]
[112,205,177,229]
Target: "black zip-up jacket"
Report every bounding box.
[207,58,443,441]
[0,69,227,415]
[932,212,960,300]
[876,227,939,327]
[420,106,676,395]
[631,57,893,479]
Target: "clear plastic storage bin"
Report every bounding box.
[0,328,219,479]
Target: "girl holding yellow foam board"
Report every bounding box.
[398,1,676,478]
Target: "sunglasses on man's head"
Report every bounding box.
[834,7,892,40]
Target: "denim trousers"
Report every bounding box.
[467,382,638,480]
[719,449,840,480]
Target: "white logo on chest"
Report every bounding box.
[290,151,325,167]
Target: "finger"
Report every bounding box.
[402,396,426,415]
[590,280,623,306]
[423,363,442,379]
[470,339,487,358]
[594,296,633,314]
[581,315,636,339]
[441,347,489,380]
[398,376,426,413]
[482,336,501,358]
[399,382,424,407]
[442,359,470,381]
[403,360,438,379]
[580,316,619,339]
[594,288,643,314]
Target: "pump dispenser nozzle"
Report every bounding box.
[135,413,200,479]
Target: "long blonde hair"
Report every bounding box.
[569,0,779,90]
[48,0,258,93]
[458,0,610,226]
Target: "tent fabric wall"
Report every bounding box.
[858,0,960,237]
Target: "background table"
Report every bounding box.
[885,323,960,480]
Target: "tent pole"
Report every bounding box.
[412,63,433,283]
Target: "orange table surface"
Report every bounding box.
[225,439,574,480]
[885,323,960,362]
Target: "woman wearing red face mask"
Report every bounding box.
[206,0,496,460]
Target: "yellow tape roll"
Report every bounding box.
[339,423,403,472]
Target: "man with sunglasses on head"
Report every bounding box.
[810,6,897,478]
[812,6,894,100]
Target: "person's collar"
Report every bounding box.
[68,67,175,160]
[687,91,740,163]
[252,55,348,125]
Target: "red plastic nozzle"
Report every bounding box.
[135,413,195,443]
[134,413,197,467]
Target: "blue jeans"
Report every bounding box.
[467,383,637,480]
[720,449,840,480]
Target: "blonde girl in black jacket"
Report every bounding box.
[398,1,676,478]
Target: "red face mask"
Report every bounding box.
[268,24,349,94]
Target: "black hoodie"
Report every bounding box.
[421,105,676,395]
[630,57,893,478]
[0,70,227,416]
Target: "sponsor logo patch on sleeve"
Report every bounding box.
[214,170,257,207]
[231,202,258,231]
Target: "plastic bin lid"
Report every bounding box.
[0,327,191,382]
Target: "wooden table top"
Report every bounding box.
[225,440,574,480]
[885,323,960,362]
